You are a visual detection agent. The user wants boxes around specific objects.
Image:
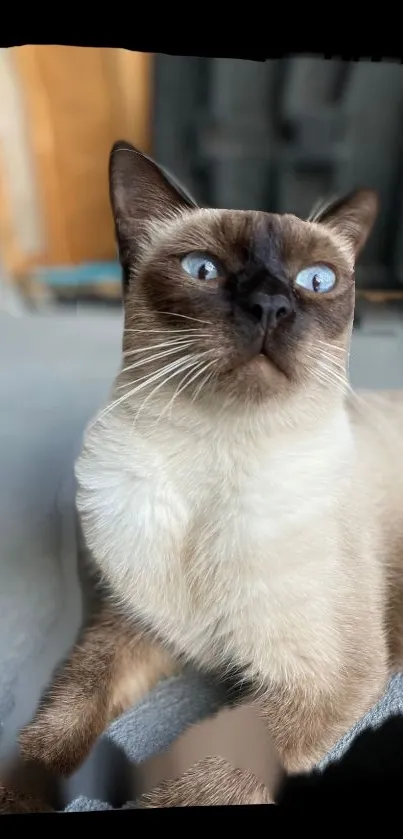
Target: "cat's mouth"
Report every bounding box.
[256,349,288,378]
[248,331,289,378]
[237,338,289,380]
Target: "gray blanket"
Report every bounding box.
[65,671,403,811]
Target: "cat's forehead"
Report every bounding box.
[157,208,353,276]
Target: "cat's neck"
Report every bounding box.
[92,384,354,478]
[115,380,351,444]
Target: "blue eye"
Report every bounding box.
[295,265,336,294]
[181,252,221,281]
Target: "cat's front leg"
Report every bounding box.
[259,670,387,774]
[19,604,179,776]
[0,783,55,814]
[138,680,382,805]
[139,756,272,808]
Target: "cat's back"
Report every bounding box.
[347,389,403,462]
[347,389,403,540]
[351,388,403,420]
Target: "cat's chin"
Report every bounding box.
[215,351,291,406]
[245,351,288,382]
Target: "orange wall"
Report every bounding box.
[0,46,152,275]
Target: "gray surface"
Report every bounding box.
[0,303,402,810]
[350,302,403,389]
[0,307,122,800]
[66,672,403,810]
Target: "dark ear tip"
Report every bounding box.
[110,139,137,160]
[351,187,379,218]
[356,187,378,204]
[312,187,379,228]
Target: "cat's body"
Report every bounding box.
[77,391,388,687]
[15,142,403,791]
[74,382,402,769]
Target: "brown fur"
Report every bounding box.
[19,606,177,776]
[118,204,358,407]
[0,783,54,814]
[0,753,271,812]
[3,143,402,811]
[138,757,272,808]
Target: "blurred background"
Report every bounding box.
[2,50,403,298]
[1,50,403,384]
[1,48,403,809]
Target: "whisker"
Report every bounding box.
[316,352,345,365]
[132,354,209,428]
[305,348,347,371]
[191,362,218,403]
[120,342,197,377]
[157,356,212,422]
[123,338,200,358]
[121,354,198,397]
[159,357,216,422]
[124,328,208,335]
[315,360,347,382]
[318,355,346,371]
[315,346,345,360]
[312,366,351,394]
[307,342,346,362]
[95,354,198,423]
[159,311,212,326]
[319,362,350,388]
[187,360,217,403]
[303,351,349,389]
[316,339,343,350]
[307,351,346,374]
[318,344,346,365]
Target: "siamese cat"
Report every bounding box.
[13,142,403,805]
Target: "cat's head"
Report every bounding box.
[109,141,377,413]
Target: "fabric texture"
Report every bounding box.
[64,672,403,811]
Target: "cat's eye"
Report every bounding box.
[181,252,221,281]
[295,265,336,294]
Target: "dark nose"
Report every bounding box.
[248,292,294,331]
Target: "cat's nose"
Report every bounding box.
[247,292,294,331]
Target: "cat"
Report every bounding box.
[5,709,403,809]
[138,712,403,808]
[15,141,403,792]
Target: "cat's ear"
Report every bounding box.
[109,140,199,267]
[309,189,378,258]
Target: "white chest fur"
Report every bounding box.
[76,403,356,688]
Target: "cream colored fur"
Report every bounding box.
[71,163,401,773]
[75,379,399,706]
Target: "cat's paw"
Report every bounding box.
[138,756,272,808]
[19,709,94,777]
[0,781,53,814]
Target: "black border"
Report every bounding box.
[0,37,402,62]
[1,36,403,820]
